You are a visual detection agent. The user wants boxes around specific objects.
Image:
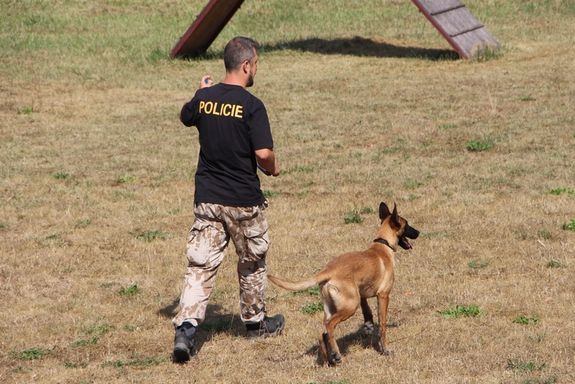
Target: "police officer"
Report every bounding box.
[172,36,284,363]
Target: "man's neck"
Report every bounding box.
[223,74,246,88]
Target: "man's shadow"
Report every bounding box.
[196,36,458,61]
[158,300,245,356]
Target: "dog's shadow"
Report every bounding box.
[158,299,245,358]
[304,322,400,364]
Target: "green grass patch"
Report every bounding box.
[147,47,166,64]
[286,165,315,174]
[439,304,482,319]
[537,229,552,240]
[136,230,167,242]
[548,187,575,196]
[119,283,140,297]
[468,259,489,269]
[561,219,575,231]
[64,361,88,369]
[546,260,563,268]
[263,190,278,198]
[521,377,557,384]
[506,359,545,372]
[359,206,374,214]
[15,347,49,361]
[75,219,92,229]
[403,178,424,190]
[115,175,136,185]
[18,105,34,114]
[73,321,113,347]
[513,315,539,325]
[52,171,70,180]
[301,302,323,315]
[71,336,99,348]
[471,46,502,62]
[465,138,494,152]
[344,211,363,224]
[291,286,321,296]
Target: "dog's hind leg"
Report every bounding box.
[321,283,358,366]
[376,292,392,355]
[360,297,374,335]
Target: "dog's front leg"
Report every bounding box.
[376,292,392,355]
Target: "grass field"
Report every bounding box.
[1,1,574,383]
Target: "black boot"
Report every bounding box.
[173,322,196,363]
[246,314,285,339]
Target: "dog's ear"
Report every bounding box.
[391,203,401,229]
[379,202,391,221]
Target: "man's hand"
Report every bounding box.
[200,75,214,89]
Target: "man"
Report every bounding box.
[172,36,284,363]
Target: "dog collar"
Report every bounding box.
[373,238,396,251]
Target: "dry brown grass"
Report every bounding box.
[1,1,574,383]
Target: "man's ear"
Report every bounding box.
[241,60,250,75]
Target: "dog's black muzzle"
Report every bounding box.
[399,224,419,250]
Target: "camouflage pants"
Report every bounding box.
[172,202,270,327]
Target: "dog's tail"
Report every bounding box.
[268,274,319,291]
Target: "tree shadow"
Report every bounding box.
[261,36,458,61]
[158,300,245,358]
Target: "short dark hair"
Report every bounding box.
[223,36,259,71]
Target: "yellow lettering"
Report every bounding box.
[234,105,243,119]
[213,102,221,115]
[204,101,213,114]
[199,101,243,119]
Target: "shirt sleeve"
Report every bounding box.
[180,91,201,127]
[247,97,273,150]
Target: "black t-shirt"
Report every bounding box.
[180,83,273,207]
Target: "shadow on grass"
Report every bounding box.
[158,300,245,357]
[189,36,458,61]
[304,322,400,364]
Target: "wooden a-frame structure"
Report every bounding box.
[170,0,500,59]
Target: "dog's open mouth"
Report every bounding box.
[399,236,412,250]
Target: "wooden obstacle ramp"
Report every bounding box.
[411,0,500,58]
[171,0,499,59]
[170,0,245,59]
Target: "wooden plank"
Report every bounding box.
[414,0,463,16]
[452,27,500,57]
[170,0,245,58]
[411,0,500,59]
[434,7,483,37]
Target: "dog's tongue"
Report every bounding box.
[400,237,412,249]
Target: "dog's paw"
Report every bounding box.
[376,342,393,356]
[362,322,375,335]
[380,348,393,356]
[328,352,342,366]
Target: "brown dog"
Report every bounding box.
[268,202,419,366]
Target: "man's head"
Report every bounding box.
[224,36,259,87]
